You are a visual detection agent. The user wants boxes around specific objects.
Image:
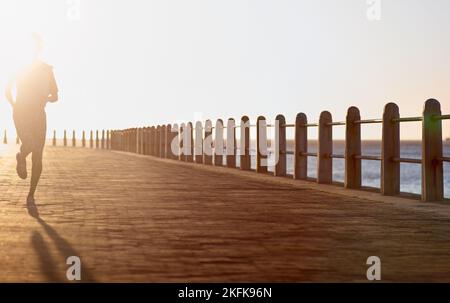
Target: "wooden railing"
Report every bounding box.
[4,99,447,202]
[109,99,450,202]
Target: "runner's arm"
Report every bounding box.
[47,67,59,103]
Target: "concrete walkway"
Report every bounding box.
[1,145,450,282]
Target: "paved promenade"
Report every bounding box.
[1,145,450,282]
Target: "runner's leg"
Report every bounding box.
[28,112,47,198]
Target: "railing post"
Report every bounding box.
[294,113,307,180]
[345,107,361,189]
[106,130,110,150]
[63,130,67,146]
[110,130,114,150]
[256,116,268,173]
[160,125,166,158]
[381,103,400,195]
[165,124,172,158]
[90,130,94,148]
[422,99,444,202]
[275,115,286,177]
[204,120,213,165]
[214,119,224,166]
[226,119,236,168]
[317,111,332,184]
[149,126,155,156]
[95,130,99,149]
[82,131,86,147]
[179,123,185,161]
[134,128,138,153]
[53,130,57,146]
[195,121,203,163]
[72,130,76,147]
[240,116,251,171]
[63,130,67,147]
[101,130,105,149]
[155,126,160,157]
[144,127,149,155]
[186,122,194,162]
[117,131,120,151]
[2,130,6,145]
[139,128,143,154]
[171,123,180,160]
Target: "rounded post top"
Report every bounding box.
[347,106,361,119]
[275,114,286,122]
[384,102,399,113]
[295,112,307,121]
[424,99,441,113]
[241,115,249,122]
[319,111,332,121]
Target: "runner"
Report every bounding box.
[4,33,59,203]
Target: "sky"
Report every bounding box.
[0,0,449,140]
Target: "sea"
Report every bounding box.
[237,140,450,198]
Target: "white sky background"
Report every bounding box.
[0,0,449,140]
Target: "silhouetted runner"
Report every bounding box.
[4,34,58,202]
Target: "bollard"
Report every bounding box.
[317,111,332,184]
[195,121,203,163]
[101,130,105,149]
[171,124,180,160]
[256,116,268,173]
[53,130,57,146]
[63,130,67,146]
[136,128,141,154]
[82,131,86,147]
[90,130,94,148]
[72,130,76,147]
[274,114,286,177]
[155,126,161,157]
[240,116,251,171]
[204,120,213,165]
[294,113,307,180]
[149,126,155,156]
[186,122,194,162]
[160,125,166,158]
[422,99,443,202]
[165,124,173,159]
[214,119,224,166]
[345,107,361,189]
[95,130,99,149]
[106,130,110,150]
[226,119,236,168]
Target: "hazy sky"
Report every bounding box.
[0,0,449,139]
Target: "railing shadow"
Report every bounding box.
[27,197,95,282]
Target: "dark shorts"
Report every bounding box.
[13,105,47,153]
